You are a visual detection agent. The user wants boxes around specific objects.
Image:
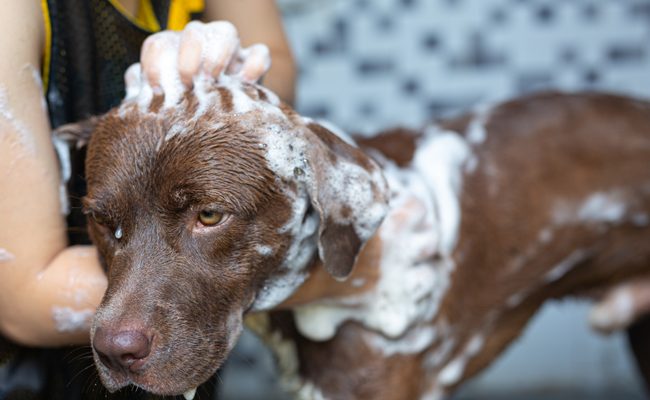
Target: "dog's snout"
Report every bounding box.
[94,327,153,373]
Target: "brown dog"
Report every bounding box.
[61,76,650,399]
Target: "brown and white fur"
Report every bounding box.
[61,70,650,399]
[254,93,650,400]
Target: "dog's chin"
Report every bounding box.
[95,366,129,393]
[96,354,225,397]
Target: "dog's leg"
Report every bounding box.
[248,312,429,400]
[628,314,650,395]
[296,327,425,400]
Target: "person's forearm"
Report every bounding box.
[0,245,107,347]
[262,47,296,105]
[0,0,107,347]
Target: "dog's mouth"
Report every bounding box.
[93,342,227,397]
[93,311,244,397]
[98,373,201,399]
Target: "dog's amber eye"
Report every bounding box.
[198,210,224,226]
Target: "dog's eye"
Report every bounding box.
[198,210,224,226]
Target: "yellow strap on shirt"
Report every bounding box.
[135,0,161,31]
[107,0,159,31]
[40,0,52,92]
[105,0,204,32]
[167,0,204,31]
[133,0,205,31]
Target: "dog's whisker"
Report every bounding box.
[67,362,98,387]
[62,346,92,362]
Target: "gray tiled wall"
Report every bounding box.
[283,0,650,134]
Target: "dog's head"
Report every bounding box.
[68,79,388,395]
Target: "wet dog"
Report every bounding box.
[61,73,650,399]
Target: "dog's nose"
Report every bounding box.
[93,327,152,372]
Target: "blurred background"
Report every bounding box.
[221,0,650,399]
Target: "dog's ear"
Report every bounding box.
[52,117,100,149]
[303,122,389,280]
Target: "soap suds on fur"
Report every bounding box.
[437,334,484,387]
[577,192,627,223]
[256,244,274,257]
[293,123,474,345]
[51,135,71,215]
[544,249,589,282]
[465,103,493,145]
[553,190,629,226]
[415,124,474,255]
[367,325,437,356]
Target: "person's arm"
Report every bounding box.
[202,0,297,104]
[0,0,106,347]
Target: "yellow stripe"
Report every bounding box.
[40,0,52,92]
[107,0,203,32]
[107,0,160,32]
[167,0,204,31]
[135,0,161,32]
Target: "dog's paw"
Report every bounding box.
[125,21,271,106]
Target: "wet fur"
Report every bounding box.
[85,101,293,393]
[77,90,650,398]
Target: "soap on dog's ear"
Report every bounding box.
[303,122,389,280]
[51,117,101,220]
[52,116,100,149]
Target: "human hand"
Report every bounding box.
[125,21,271,103]
[589,276,650,333]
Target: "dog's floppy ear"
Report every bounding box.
[303,122,389,280]
[52,117,100,149]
